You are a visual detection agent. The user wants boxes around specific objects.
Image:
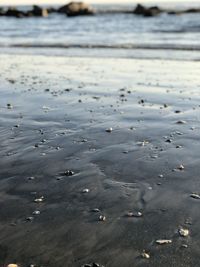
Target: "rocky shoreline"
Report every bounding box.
[0,2,200,18]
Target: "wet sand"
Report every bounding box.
[0,54,200,267]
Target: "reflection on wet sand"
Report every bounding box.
[0,55,200,267]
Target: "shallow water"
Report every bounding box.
[1,3,200,60]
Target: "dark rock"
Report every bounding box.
[47,7,57,14]
[133,4,162,17]
[58,2,94,17]
[0,7,4,16]
[185,8,200,13]
[133,4,146,15]
[168,8,200,15]
[28,5,48,17]
[5,7,26,18]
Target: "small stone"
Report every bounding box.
[64,170,74,176]
[92,263,100,267]
[32,210,40,215]
[138,140,149,146]
[34,196,44,203]
[181,244,188,248]
[126,211,143,218]
[177,164,184,170]
[165,139,172,143]
[27,176,35,180]
[156,239,172,245]
[158,174,164,178]
[92,208,100,212]
[99,215,106,221]
[26,216,34,221]
[82,188,90,193]
[176,120,186,124]
[7,265,19,267]
[179,228,189,237]
[190,193,200,199]
[106,127,113,133]
[141,252,150,259]
[7,103,13,109]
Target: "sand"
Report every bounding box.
[0,54,200,267]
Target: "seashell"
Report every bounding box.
[179,228,189,237]
[156,239,172,245]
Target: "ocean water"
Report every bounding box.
[0,2,200,60]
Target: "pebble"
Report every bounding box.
[190,193,200,199]
[99,215,106,221]
[27,176,35,181]
[34,196,44,203]
[7,103,13,109]
[156,239,172,245]
[126,211,143,218]
[83,264,102,267]
[92,208,100,212]
[176,120,186,124]
[82,188,90,193]
[177,164,184,170]
[106,127,113,133]
[7,265,18,267]
[63,170,74,176]
[138,140,149,146]
[179,228,189,237]
[141,252,150,259]
[32,210,40,215]
[165,139,172,143]
[26,216,34,222]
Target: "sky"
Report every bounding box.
[0,0,198,5]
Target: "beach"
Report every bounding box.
[0,54,200,266]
